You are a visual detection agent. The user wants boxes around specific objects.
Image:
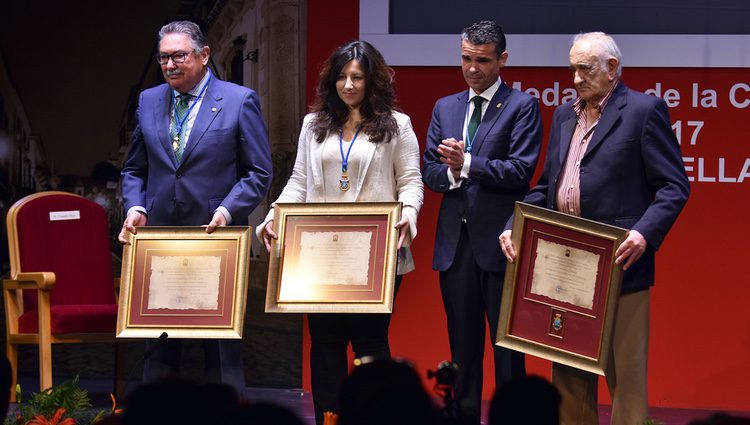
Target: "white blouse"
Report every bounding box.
[257,111,424,274]
[321,135,362,202]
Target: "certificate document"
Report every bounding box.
[117,227,250,339]
[297,231,372,286]
[265,202,400,313]
[530,239,599,309]
[147,255,221,310]
[496,202,626,375]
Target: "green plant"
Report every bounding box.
[5,377,109,425]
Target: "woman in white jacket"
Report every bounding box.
[258,40,423,424]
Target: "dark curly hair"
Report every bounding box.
[310,40,398,144]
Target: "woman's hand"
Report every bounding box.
[394,217,410,250]
[261,220,277,252]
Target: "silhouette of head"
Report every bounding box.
[489,375,561,425]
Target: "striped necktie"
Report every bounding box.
[172,94,192,163]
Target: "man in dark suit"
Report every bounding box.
[422,20,543,424]
[500,32,690,425]
[119,21,272,391]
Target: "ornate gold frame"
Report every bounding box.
[496,202,627,375]
[265,202,401,313]
[117,226,250,339]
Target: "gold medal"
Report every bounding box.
[339,171,350,191]
[338,125,361,192]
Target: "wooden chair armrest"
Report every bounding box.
[4,272,56,291]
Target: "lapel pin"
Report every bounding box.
[496,102,502,109]
[211,107,217,112]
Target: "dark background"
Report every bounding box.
[0,0,181,176]
[0,0,302,393]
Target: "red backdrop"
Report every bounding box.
[303,0,750,411]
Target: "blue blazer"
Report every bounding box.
[518,83,690,292]
[423,82,543,272]
[122,77,272,226]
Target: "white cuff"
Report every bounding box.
[216,206,232,224]
[447,167,462,189]
[128,206,147,216]
[461,152,472,179]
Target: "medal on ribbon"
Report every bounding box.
[170,73,211,156]
[339,125,362,192]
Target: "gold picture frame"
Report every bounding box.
[496,202,627,375]
[117,226,251,339]
[265,202,401,313]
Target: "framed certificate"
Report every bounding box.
[496,202,627,375]
[116,227,251,339]
[265,202,401,313]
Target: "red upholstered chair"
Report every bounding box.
[3,191,120,400]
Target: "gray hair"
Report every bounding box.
[573,32,622,77]
[461,20,506,57]
[158,20,208,52]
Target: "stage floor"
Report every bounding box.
[12,376,749,425]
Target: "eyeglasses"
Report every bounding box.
[156,51,192,65]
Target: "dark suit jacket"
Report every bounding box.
[423,82,543,272]
[122,77,272,226]
[516,83,690,292]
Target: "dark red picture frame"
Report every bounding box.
[496,203,627,375]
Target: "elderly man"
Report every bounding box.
[423,20,542,424]
[500,32,690,424]
[119,21,271,391]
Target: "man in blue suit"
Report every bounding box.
[422,20,543,424]
[119,21,272,391]
[500,32,690,425]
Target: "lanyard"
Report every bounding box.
[338,125,362,192]
[171,73,211,137]
[339,125,362,173]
